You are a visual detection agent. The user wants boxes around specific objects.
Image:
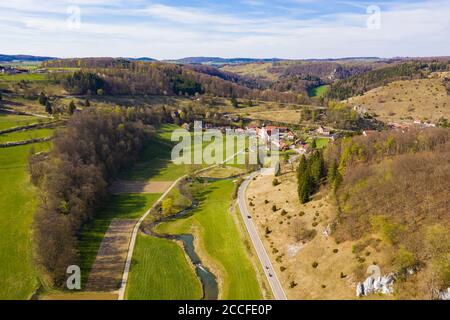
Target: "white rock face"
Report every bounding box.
[439,288,450,300]
[356,273,396,297]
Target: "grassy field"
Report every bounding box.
[0,73,49,82]
[0,141,52,299]
[238,110,301,125]
[0,114,43,131]
[85,124,258,300]
[157,180,263,300]
[0,128,53,143]
[78,193,161,286]
[125,235,203,300]
[309,137,330,149]
[308,85,329,98]
[221,63,278,81]
[346,74,450,122]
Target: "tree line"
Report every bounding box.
[45,58,301,103]
[297,149,326,204]
[29,106,163,286]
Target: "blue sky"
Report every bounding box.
[0,0,449,59]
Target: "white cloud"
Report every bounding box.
[0,0,448,59]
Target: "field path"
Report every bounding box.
[237,171,287,300]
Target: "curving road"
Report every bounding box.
[237,171,288,300]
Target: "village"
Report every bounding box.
[179,119,338,157]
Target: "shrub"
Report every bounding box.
[394,246,416,271]
[312,261,319,268]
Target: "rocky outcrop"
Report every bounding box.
[356,273,396,297]
[439,288,450,300]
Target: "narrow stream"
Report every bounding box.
[143,200,219,300]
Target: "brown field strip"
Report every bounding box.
[43,292,118,300]
[85,219,137,292]
[109,181,173,194]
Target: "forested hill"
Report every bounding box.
[43,58,301,103]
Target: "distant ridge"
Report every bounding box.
[0,54,56,62]
[126,57,157,62]
[164,57,285,65]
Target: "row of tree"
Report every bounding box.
[29,106,162,286]
[297,151,326,204]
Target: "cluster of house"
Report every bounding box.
[182,121,320,154]
[388,120,436,132]
[0,65,28,75]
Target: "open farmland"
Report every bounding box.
[156,180,263,300]
[125,235,203,300]
[79,194,161,289]
[0,114,44,131]
[0,128,53,143]
[0,141,51,299]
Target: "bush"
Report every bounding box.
[394,246,416,271]
[272,178,280,186]
[312,261,319,268]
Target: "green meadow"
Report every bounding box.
[157,180,262,300]
[0,141,51,299]
[308,85,329,98]
[0,114,43,131]
[125,235,203,300]
[0,128,53,143]
[0,73,49,82]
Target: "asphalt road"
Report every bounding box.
[237,171,288,300]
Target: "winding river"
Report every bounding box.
[143,199,219,300]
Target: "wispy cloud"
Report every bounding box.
[0,0,448,59]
